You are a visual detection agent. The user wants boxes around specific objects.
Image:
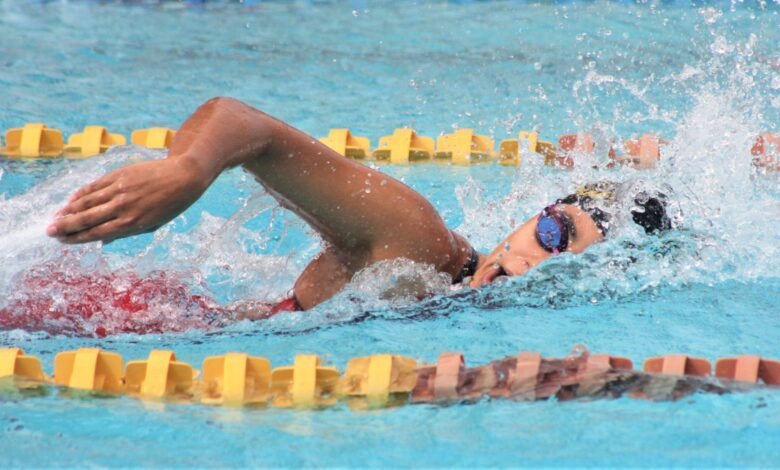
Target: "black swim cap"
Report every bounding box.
[631,191,671,234]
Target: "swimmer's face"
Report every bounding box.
[469,204,604,287]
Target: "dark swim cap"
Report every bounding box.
[631,191,672,234]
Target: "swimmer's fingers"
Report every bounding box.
[56,218,127,245]
[60,184,117,216]
[67,175,115,205]
[48,202,118,240]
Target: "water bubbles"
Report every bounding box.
[351,10,358,17]
[576,33,587,42]
[339,259,452,309]
[699,7,722,25]
[771,75,780,91]
[533,62,542,71]
[710,36,733,55]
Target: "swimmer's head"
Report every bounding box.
[469,202,604,287]
[469,185,674,287]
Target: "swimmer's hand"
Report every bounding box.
[47,157,209,244]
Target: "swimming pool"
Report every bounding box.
[1,0,780,466]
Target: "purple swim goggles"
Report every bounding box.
[535,205,572,255]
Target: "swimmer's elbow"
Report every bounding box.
[198,96,265,121]
[201,96,245,111]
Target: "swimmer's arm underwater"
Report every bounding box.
[48,97,473,308]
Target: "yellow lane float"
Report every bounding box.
[373,128,435,163]
[201,353,271,406]
[54,348,123,393]
[340,354,417,408]
[64,125,126,158]
[0,123,64,158]
[435,129,495,164]
[131,127,176,149]
[0,348,47,381]
[125,350,196,399]
[320,129,371,159]
[270,354,340,408]
[499,130,556,166]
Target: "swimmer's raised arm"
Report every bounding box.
[48,97,472,307]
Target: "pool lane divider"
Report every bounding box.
[2,347,780,409]
[1,123,777,170]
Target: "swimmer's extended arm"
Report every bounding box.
[48,97,471,306]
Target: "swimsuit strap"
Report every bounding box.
[453,246,480,284]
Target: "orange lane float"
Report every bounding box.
[751,132,780,171]
[715,356,780,385]
[412,352,497,403]
[2,347,780,408]
[557,132,595,168]
[608,133,666,170]
[643,354,711,376]
[488,351,542,400]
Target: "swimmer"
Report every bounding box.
[46,97,672,316]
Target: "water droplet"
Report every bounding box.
[699,7,722,24]
[710,36,732,55]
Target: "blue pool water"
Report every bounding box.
[1,0,780,466]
